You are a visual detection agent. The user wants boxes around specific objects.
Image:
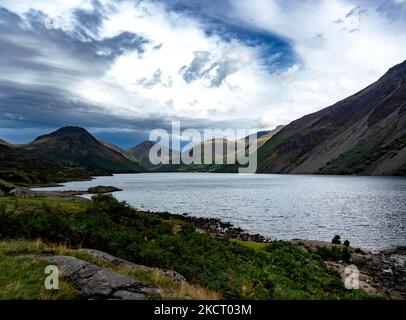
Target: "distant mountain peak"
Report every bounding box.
[34,126,96,143]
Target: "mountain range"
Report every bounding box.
[257,60,406,176]
[0,61,405,185]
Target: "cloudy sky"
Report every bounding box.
[0,0,405,147]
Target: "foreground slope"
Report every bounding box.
[258,60,406,175]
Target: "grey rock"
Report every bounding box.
[112,290,147,300]
[351,246,406,298]
[39,255,150,300]
[87,186,122,194]
[82,249,186,283]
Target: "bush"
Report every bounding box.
[332,235,341,244]
[343,240,350,247]
[316,246,352,263]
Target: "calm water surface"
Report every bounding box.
[36,173,406,249]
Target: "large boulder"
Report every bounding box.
[83,249,186,283]
[87,186,122,194]
[40,255,156,300]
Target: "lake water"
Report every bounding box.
[36,173,406,249]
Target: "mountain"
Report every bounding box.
[125,141,172,169]
[0,139,9,145]
[0,143,95,185]
[27,126,144,173]
[101,141,135,161]
[258,60,406,176]
[152,127,283,173]
[244,126,285,149]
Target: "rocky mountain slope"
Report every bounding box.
[258,60,406,176]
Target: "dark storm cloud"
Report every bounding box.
[0,7,147,75]
[0,5,153,145]
[0,80,168,131]
[0,78,253,146]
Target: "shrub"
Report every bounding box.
[332,235,341,244]
[316,246,352,263]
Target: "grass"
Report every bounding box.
[0,240,79,300]
[0,197,89,214]
[232,239,270,252]
[0,195,375,300]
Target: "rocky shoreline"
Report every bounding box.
[2,185,123,201]
[158,212,273,243]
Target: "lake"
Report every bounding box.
[36,173,406,249]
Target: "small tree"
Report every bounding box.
[332,235,341,245]
[343,240,350,247]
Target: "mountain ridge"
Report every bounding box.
[257,60,406,175]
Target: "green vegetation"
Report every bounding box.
[332,235,342,245]
[0,144,103,186]
[321,128,406,175]
[0,195,371,300]
[316,246,352,263]
[0,240,79,300]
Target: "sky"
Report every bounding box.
[0,0,405,147]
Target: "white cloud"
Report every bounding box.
[0,0,405,134]
[100,1,270,123]
[230,0,406,121]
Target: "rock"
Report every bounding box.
[112,290,147,300]
[164,213,272,243]
[10,187,36,198]
[87,186,122,194]
[350,246,406,299]
[82,249,186,283]
[39,255,152,300]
